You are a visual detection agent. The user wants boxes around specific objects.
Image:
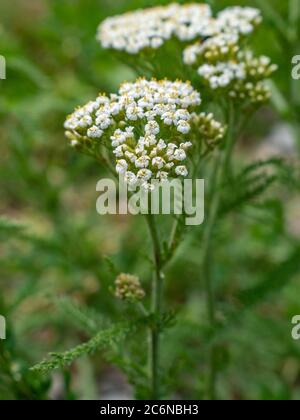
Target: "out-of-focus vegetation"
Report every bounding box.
[0,0,300,400]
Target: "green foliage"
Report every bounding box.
[220,158,297,215]
[31,321,137,375]
[0,0,300,401]
[55,297,107,335]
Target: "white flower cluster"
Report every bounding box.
[194,113,226,148]
[98,4,262,56]
[65,79,211,190]
[97,3,218,54]
[227,52,278,103]
[217,7,262,36]
[196,51,277,103]
[198,61,246,89]
[183,33,239,66]
[182,9,276,106]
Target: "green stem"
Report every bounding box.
[166,146,203,263]
[202,105,235,400]
[289,0,300,43]
[146,213,164,400]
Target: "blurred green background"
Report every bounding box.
[0,0,300,400]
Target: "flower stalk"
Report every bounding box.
[146,213,164,400]
[202,104,235,400]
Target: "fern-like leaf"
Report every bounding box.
[31,321,137,375]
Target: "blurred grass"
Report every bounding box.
[0,0,300,400]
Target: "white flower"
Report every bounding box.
[175,165,188,177]
[109,102,122,115]
[124,171,137,187]
[125,127,135,136]
[113,145,125,158]
[183,44,199,65]
[162,111,175,126]
[152,157,165,169]
[157,139,167,150]
[137,169,152,181]
[111,129,127,147]
[135,156,150,169]
[145,121,160,135]
[142,182,155,192]
[96,95,110,106]
[64,117,78,130]
[145,135,157,147]
[151,37,164,49]
[156,171,169,180]
[78,115,93,128]
[87,126,103,139]
[167,143,177,150]
[126,105,144,121]
[177,120,191,134]
[116,159,128,174]
[175,109,190,121]
[174,149,187,161]
[180,141,193,150]
[95,114,112,130]
[125,151,137,163]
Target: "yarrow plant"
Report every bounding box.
[33,3,278,401]
[63,74,226,399]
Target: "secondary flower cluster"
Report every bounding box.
[194,113,226,150]
[97,4,262,56]
[217,6,262,36]
[183,20,277,105]
[65,78,225,190]
[114,273,145,302]
[97,3,217,55]
[183,33,240,66]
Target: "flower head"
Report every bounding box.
[114,273,145,302]
[195,51,277,104]
[192,113,226,148]
[65,78,218,189]
[217,7,262,36]
[184,33,239,67]
[65,78,225,189]
[98,5,262,57]
[97,3,217,55]
[183,7,277,107]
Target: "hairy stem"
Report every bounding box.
[146,213,164,400]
